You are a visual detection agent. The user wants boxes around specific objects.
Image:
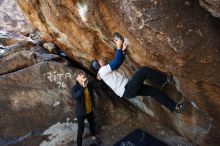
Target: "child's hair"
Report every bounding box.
[73,70,86,80]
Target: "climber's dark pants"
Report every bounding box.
[123,67,176,112]
[77,111,96,146]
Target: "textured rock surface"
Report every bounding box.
[199,0,220,18]
[0,48,73,137]
[0,0,33,34]
[0,39,194,146]
[0,40,133,144]
[13,0,220,145]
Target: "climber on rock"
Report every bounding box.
[72,70,101,146]
[91,32,185,113]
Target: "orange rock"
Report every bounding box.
[16,0,220,145]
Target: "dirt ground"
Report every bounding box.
[69,110,192,146]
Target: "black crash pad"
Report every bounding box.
[113,129,167,146]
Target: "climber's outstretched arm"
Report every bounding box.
[109,49,125,70]
[109,38,128,70]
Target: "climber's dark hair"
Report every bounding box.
[90,60,101,74]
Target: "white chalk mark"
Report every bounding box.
[57,82,62,88]
[77,2,88,22]
[53,101,60,107]
[44,71,71,88]
[57,82,67,88]
[191,101,199,109]
[0,49,5,54]
[53,72,57,81]
[61,82,67,88]
[65,73,71,79]
[57,74,64,81]
[44,73,53,82]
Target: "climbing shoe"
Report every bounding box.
[92,137,101,145]
[174,101,190,113]
[113,32,124,42]
[162,74,176,88]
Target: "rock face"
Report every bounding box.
[0,40,134,145]
[0,0,33,34]
[13,0,220,145]
[0,42,73,138]
[199,0,220,18]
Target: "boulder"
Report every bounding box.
[0,0,33,34]
[13,0,220,145]
[0,42,132,144]
[0,56,74,137]
[199,0,220,18]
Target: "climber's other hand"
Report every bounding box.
[122,38,129,51]
[97,74,102,80]
[114,38,123,49]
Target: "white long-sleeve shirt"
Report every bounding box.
[98,64,128,97]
